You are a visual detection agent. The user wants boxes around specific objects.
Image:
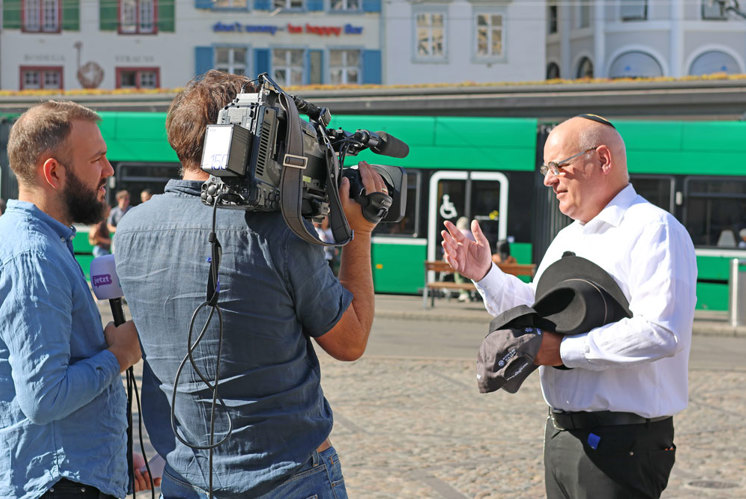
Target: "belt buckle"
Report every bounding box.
[549,410,567,430]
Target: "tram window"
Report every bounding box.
[631,175,673,213]
[373,170,420,237]
[113,162,180,206]
[684,177,746,247]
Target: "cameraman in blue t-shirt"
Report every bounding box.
[114,70,384,498]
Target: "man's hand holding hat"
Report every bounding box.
[534,332,563,366]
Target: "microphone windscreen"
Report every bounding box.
[373,132,409,159]
[90,254,124,300]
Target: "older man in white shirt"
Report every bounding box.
[442,114,697,499]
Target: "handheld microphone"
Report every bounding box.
[90,254,135,493]
[90,254,126,326]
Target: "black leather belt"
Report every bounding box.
[41,478,117,499]
[549,409,671,430]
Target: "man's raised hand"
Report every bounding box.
[441,219,493,281]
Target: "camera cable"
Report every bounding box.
[169,196,232,499]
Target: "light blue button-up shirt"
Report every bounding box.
[115,180,352,497]
[0,200,128,499]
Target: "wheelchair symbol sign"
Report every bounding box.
[439,194,458,219]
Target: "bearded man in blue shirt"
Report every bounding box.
[114,70,385,498]
[0,101,144,498]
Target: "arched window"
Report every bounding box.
[608,51,663,78]
[689,50,740,75]
[546,62,560,79]
[576,57,593,79]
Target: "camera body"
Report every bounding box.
[199,75,407,237]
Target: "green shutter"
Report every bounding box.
[62,0,80,31]
[158,0,175,33]
[100,0,119,31]
[3,0,21,29]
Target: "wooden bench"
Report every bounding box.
[422,260,536,308]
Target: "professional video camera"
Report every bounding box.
[199,73,409,246]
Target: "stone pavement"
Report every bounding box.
[111,295,746,498]
[318,355,745,498]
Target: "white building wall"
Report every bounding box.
[547,0,746,80]
[1,1,189,91]
[384,0,545,85]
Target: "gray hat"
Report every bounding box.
[476,254,632,394]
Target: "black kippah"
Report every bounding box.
[575,113,616,129]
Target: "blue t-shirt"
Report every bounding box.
[0,201,127,499]
[114,180,352,497]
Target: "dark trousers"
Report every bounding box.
[40,479,117,499]
[544,416,676,499]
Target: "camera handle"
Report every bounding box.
[277,91,353,246]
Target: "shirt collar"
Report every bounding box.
[7,199,76,241]
[584,184,637,230]
[164,179,204,197]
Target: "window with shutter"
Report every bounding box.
[22,0,61,33]
[119,0,157,34]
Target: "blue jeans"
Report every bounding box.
[160,446,347,498]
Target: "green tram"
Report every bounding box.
[3,112,745,311]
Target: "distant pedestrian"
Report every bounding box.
[739,228,746,249]
[314,217,339,274]
[491,239,516,265]
[107,189,130,233]
[89,204,112,257]
[443,114,696,499]
[0,197,6,216]
[140,188,153,203]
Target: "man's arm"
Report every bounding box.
[107,209,118,234]
[0,254,140,425]
[545,221,697,370]
[314,162,385,361]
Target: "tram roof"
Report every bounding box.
[3,76,746,120]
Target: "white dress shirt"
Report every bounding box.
[475,184,697,418]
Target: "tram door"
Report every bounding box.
[427,171,509,263]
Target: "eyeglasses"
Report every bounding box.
[539,147,597,177]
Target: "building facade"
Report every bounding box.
[192,0,383,87]
[546,0,746,80]
[0,0,383,91]
[1,0,186,90]
[383,0,546,85]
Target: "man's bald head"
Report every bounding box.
[555,116,626,169]
[542,115,630,223]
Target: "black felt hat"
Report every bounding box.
[533,255,631,335]
[476,254,632,394]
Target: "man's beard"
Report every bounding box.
[63,167,107,225]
